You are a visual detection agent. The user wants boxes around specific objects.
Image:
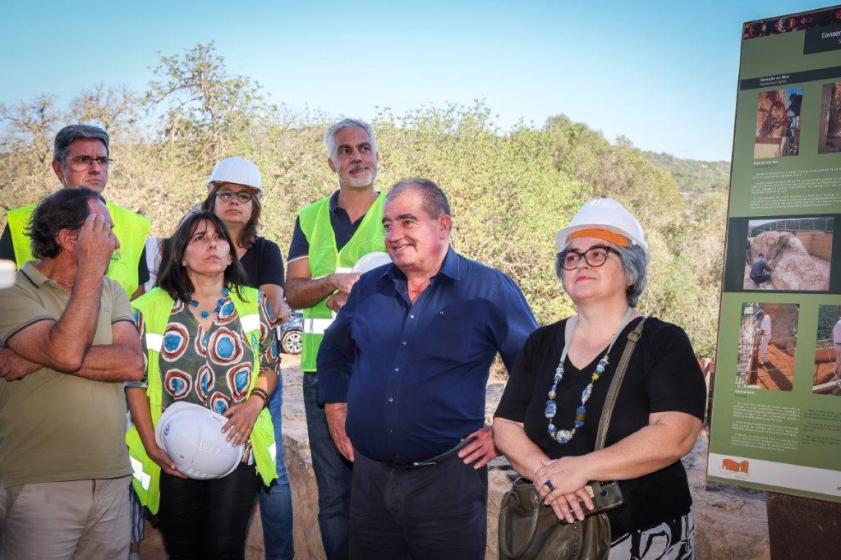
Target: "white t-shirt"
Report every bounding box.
[144,237,162,292]
[833,318,841,346]
[760,314,771,337]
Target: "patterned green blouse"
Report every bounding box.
[128,292,280,414]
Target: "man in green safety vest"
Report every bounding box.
[0,124,151,299]
[285,118,385,559]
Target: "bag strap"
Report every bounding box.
[594,317,647,451]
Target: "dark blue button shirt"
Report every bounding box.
[318,248,537,462]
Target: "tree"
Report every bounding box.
[69,84,140,136]
[145,42,267,161]
[0,95,62,208]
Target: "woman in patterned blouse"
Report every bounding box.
[125,211,280,559]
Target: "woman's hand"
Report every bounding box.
[148,444,187,479]
[270,297,292,324]
[547,487,594,524]
[222,397,263,446]
[534,456,595,522]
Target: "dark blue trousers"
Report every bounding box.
[349,451,488,560]
[304,372,353,559]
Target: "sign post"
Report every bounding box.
[709,6,841,557]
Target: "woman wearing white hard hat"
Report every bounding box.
[201,155,294,559]
[201,156,291,323]
[493,198,706,558]
[125,211,280,559]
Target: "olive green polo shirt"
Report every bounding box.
[0,262,133,487]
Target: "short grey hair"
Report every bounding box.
[555,242,649,307]
[53,124,110,163]
[387,178,451,219]
[324,118,376,161]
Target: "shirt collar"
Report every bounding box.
[438,247,461,280]
[20,261,48,287]
[328,191,342,214]
[380,246,461,282]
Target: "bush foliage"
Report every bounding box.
[0,43,727,357]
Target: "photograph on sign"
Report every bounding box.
[754,87,803,159]
[819,82,841,154]
[744,217,833,291]
[736,302,799,391]
[814,305,841,395]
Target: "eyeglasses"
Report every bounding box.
[67,155,112,170]
[216,189,255,203]
[558,245,620,270]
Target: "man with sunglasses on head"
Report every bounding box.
[1,124,151,300]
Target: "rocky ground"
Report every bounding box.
[140,355,771,559]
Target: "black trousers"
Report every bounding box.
[349,451,488,560]
[158,463,260,560]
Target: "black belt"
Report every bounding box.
[381,438,473,470]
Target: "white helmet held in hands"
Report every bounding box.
[155,401,243,480]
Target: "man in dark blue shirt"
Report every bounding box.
[318,178,537,559]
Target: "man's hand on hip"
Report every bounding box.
[458,424,498,469]
[325,402,355,462]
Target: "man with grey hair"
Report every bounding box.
[285,118,385,559]
[1,124,151,299]
[318,178,536,558]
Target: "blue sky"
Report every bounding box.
[0,0,832,161]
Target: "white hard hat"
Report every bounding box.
[555,198,647,253]
[352,251,392,274]
[207,156,263,192]
[155,401,243,480]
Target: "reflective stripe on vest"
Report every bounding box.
[7,200,150,296]
[145,333,163,352]
[126,287,277,514]
[297,193,386,372]
[304,318,334,335]
[129,456,152,490]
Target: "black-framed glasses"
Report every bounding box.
[216,189,255,203]
[67,155,112,169]
[558,245,620,270]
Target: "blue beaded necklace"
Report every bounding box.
[545,307,634,445]
[189,287,230,319]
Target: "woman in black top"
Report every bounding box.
[201,157,289,322]
[202,156,294,559]
[494,198,706,559]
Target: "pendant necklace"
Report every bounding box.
[189,287,230,319]
[545,307,634,445]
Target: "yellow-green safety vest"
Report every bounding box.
[7,200,150,296]
[298,193,386,372]
[125,287,277,514]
